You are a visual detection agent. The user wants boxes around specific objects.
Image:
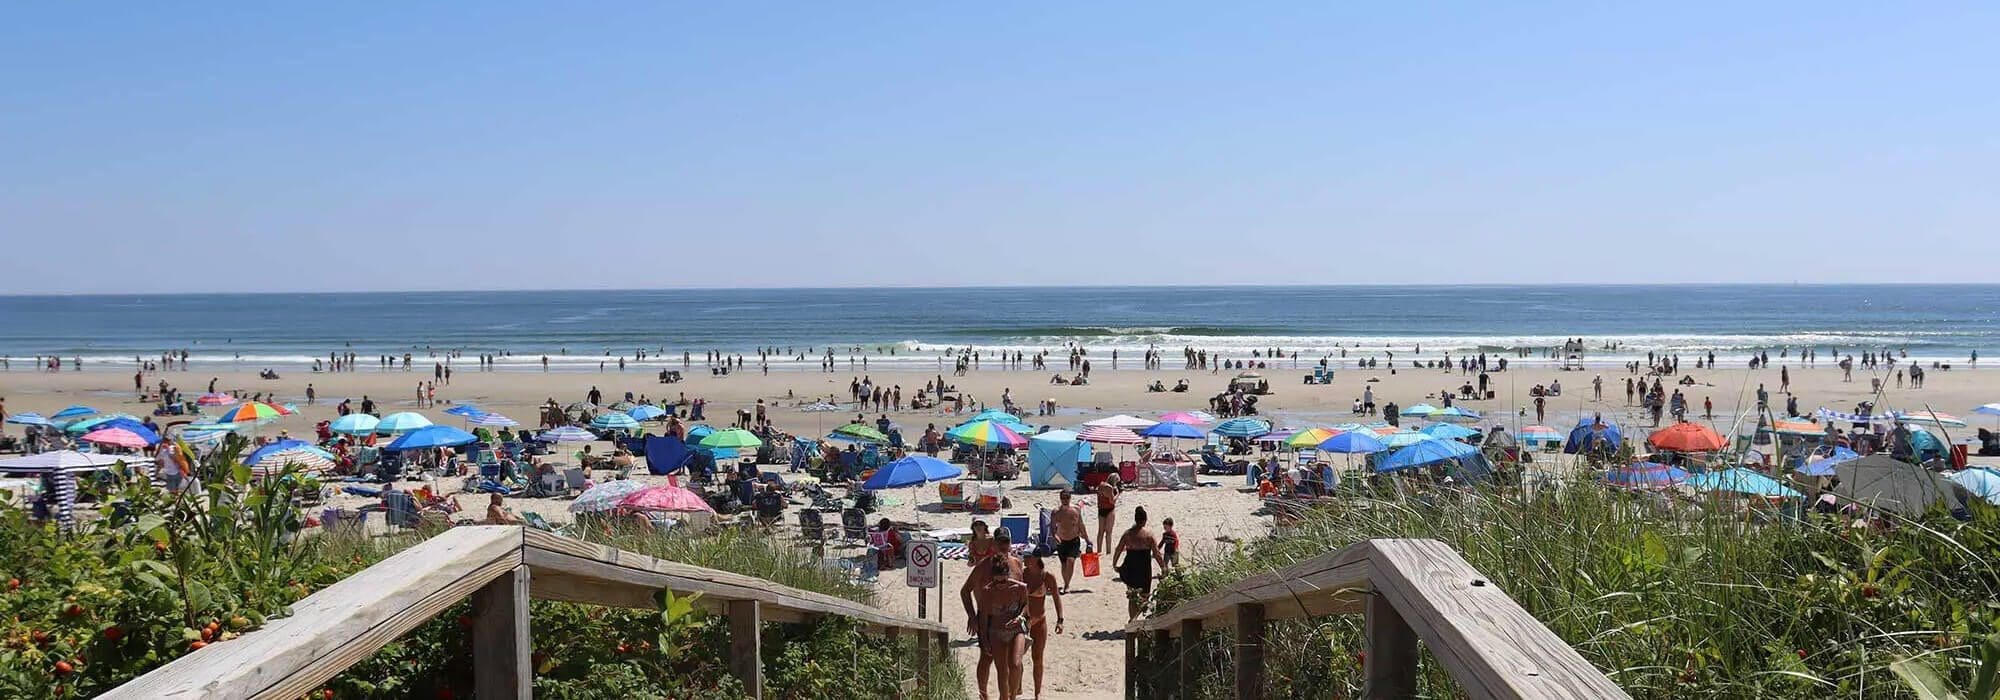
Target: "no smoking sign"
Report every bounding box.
[906,539,940,588]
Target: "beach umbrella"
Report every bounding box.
[1317,431,1388,454]
[540,426,598,443]
[1605,463,1690,489]
[1084,414,1157,430]
[608,401,638,412]
[1420,423,1480,440]
[947,420,1026,449]
[799,401,842,413]
[385,425,479,451]
[1687,468,1802,499]
[4,412,53,428]
[1378,430,1436,448]
[1254,427,1296,443]
[1139,421,1204,440]
[374,412,434,434]
[618,485,716,513]
[1432,406,1482,423]
[63,414,140,434]
[862,455,964,490]
[1158,410,1215,425]
[1945,468,2000,505]
[565,401,598,412]
[196,393,238,407]
[244,439,337,475]
[1211,418,1272,439]
[569,479,650,513]
[329,414,380,435]
[216,401,287,424]
[1378,439,1477,472]
[50,405,98,421]
[443,404,486,418]
[627,405,667,421]
[468,413,520,427]
[1518,425,1563,444]
[1285,427,1339,449]
[1648,422,1726,452]
[700,429,764,450]
[829,422,889,444]
[590,412,641,432]
[684,424,716,441]
[969,408,1022,424]
[0,450,133,475]
[1799,447,1859,477]
[1973,404,2000,417]
[1895,411,1966,428]
[1076,425,1144,445]
[1767,419,1825,437]
[80,427,153,449]
[1831,455,1967,516]
[1398,404,1439,417]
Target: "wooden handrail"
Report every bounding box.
[102,526,945,700]
[1125,538,1629,700]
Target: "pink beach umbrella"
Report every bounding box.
[80,427,151,449]
[1076,425,1145,445]
[1158,410,1215,425]
[196,393,238,406]
[618,485,716,513]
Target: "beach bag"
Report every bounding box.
[1081,551,1101,578]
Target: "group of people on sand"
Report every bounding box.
[960,477,1176,700]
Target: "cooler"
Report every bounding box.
[1952,444,1970,469]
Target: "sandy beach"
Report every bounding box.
[3,359,1995,698]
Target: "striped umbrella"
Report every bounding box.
[1286,427,1339,449]
[329,414,380,435]
[245,439,337,475]
[4,413,53,427]
[1076,425,1144,445]
[1158,410,1215,425]
[196,393,238,406]
[0,450,133,475]
[50,405,98,421]
[468,413,520,427]
[1518,425,1564,444]
[1211,418,1272,438]
[374,412,434,434]
[215,401,286,424]
[1895,411,1966,428]
[1254,427,1296,443]
[947,420,1027,449]
[540,426,597,442]
[590,412,641,431]
[1084,414,1157,430]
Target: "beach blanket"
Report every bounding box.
[938,542,1034,560]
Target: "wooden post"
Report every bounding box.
[1124,632,1139,700]
[1364,592,1418,699]
[1151,629,1172,700]
[469,565,530,700]
[1234,603,1266,700]
[1178,619,1202,700]
[728,599,763,699]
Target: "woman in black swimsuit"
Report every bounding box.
[1113,506,1167,620]
[976,557,1030,700]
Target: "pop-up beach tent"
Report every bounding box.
[1029,430,1089,488]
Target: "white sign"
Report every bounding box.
[906,539,940,589]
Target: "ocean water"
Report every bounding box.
[0,285,1994,371]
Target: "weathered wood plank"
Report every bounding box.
[1363,590,1417,699]
[102,526,524,700]
[471,565,531,700]
[1128,541,1373,634]
[1233,602,1266,700]
[1177,618,1202,700]
[729,599,763,699]
[1151,629,1173,700]
[1368,539,1630,700]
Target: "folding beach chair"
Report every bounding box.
[937,481,967,511]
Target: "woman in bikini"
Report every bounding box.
[1113,505,1167,620]
[1022,555,1064,700]
[975,557,1030,700]
[1094,474,1121,555]
[966,520,994,566]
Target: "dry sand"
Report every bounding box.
[3,359,1996,698]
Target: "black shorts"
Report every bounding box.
[1057,537,1082,559]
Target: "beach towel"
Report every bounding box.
[937,543,1033,560]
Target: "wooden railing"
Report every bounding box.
[102,526,948,699]
[1123,538,1629,700]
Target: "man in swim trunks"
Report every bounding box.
[975,556,1030,700]
[1051,491,1091,591]
[1022,554,1064,700]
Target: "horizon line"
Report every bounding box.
[1,281,1997,298]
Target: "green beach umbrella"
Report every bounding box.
[700,429,763,450]
[831,422,889,443]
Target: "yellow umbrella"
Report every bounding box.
[1286,427,1339,448]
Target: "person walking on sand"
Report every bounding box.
[1022,554,1064,700]
[1113,506,1167,620]
[1095,475,1121,557]
[1051,491,1091,592]
[961,528,1023,700]
[974,556,1029,700]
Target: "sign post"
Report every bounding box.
[907,538,940,622]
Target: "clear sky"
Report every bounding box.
[3,3,1995,293]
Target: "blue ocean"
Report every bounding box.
[0,285,1994,371]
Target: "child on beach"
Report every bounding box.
[1160,518,1180,570]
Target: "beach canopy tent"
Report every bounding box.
[1377,439,1478,473]
[329,414,380,436]
[0,450,145,475]
[1084,414,1157,431]
[1565,419,1623,454]
[1028,430,1089,488]
[1211,418,1271,438]
[1895,411,1966,428]
[1799,447,1860,477]
[385,425,478,451]
[644,436,690,474]
[1765,419,1825,438]
[1945,467,2000,506]
[1605,463,1690,489]
[1687,468,1802,499]
[863,455,964,490]
[1649,422,1727,452]
[1481,428,1518,449]
[1832,455,1968,517]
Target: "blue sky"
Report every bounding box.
[2,3,1995,293]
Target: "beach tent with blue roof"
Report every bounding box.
[1028,430,1088,488]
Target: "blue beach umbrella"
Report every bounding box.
[1138,421,1204,440]
[443,405,487,418]
[385,425,479,451]
[590,412,641,431]
[1378,439,1477,472]
[1799,447,1859,477]
[468,413,519,427]
[1317,431,1388,454]
[1605,463,1689,489]
[685,424,716,442]
[1420,423,1480,440]
[1398,404,1439,417]
[1432,406,1482,422]
[1687,468,1802,499]
[64,414,139,434]
[375,412,434,434]
[1211,418,1272,439]
[540,426,598,443]
[329,413,380,436]
[1378,430,1435,448]
[50,405,98,421]
[244,439,338,474]
[627,405,667,421]
[4,412,53,427]
[862,455,964,490]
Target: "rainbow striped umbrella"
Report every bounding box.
[1518,425,1563,444]
[947,420,1027,449]
[1286,427,1339,449]
[215,401,286,424]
